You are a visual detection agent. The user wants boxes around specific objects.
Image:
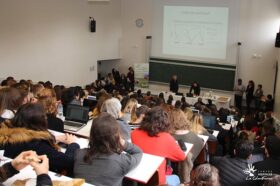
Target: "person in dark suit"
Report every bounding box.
[211,140,254,186]
[169,75,179,93]
[246,80,255,114]
[189,82,201,96]
[253,135,280,186]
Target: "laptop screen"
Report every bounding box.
[66,105,89,123]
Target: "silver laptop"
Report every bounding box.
[64,104,89,132]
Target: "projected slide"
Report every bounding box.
[163,6,229,59]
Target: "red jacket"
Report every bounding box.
[131,129,186,185]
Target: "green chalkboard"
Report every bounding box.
[149,57,236,91]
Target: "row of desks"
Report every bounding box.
[0,122,217,186]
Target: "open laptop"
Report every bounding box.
[64,104,89,132]
[83,98,97,110]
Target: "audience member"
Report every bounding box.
[189,82,201,96]
[74,113,142,186]
[211,140,254,186]
[122,98,138,123]
[246,80,255,114]
[0,87,23,123]
[131,107,186,185]
[101,97,131,140]
[37,88,64,132]
[190,163,220,186]
[234,79,246,112]
[1,103,80,174]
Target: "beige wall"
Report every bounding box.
[0,0,121,86]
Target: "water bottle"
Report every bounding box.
[57,103,63,117]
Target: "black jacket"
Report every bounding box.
[170,79,179,93]
[0,162,52,186]
[211,156,252,186]
[0,127,79,174]
[47,114,64,133]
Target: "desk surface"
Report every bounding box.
[198,134,209,146]
[219,122,231,130]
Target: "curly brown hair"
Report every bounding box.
[140,106,170,137]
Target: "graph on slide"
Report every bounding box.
[171,21,222,46]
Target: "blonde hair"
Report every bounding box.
[169,108,191,133]
[123,98,138,122]
[37,88,57,115]
[184,107,194,121]
[191,114,207,135]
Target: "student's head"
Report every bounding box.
[238,78,242,85]
[264,175,280,186]
[0,87,23,115]
[140,106,170,137]
[243,118,255,130]
[184,107,194,121]
[84,113,123,163]
[234,140,254,159]
[174,100,182,109]
[31,84,45,101]
[123,98,138,122]
[37,88,57,115]
[93,93,111,116]
[248,80,254,87]
[265,135,280,159]
[137,89,142,96]
[193,82,198,87]
[170,108,191,132]
[12,103,47,131]
[135,105,149,121]
[191,114,206,134]
[190,163,220,186]
[181,96,186,103]
[172,75,177,80]
[267,94,273,100]
[128,67,133,72]
[258,84,262,89]
[146,91,151,96]
[101,98,122,119]
[159,92,164,99]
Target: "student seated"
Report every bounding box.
[211,140,254,186]
[131,107,186,185]
[37,88,64,132]
[122,98,138,123]
[238,118,256,144]
[129,105,149,125]
[190,114,217,141]
[101,97,131,140]
[74,113,142,186]
[253,135,280,186]
[0,151,51,185]
[190,163,220,186]
[169,108,204,183]
[0,103,80,174]
[0,87,23,123]
[170,109,204,161]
